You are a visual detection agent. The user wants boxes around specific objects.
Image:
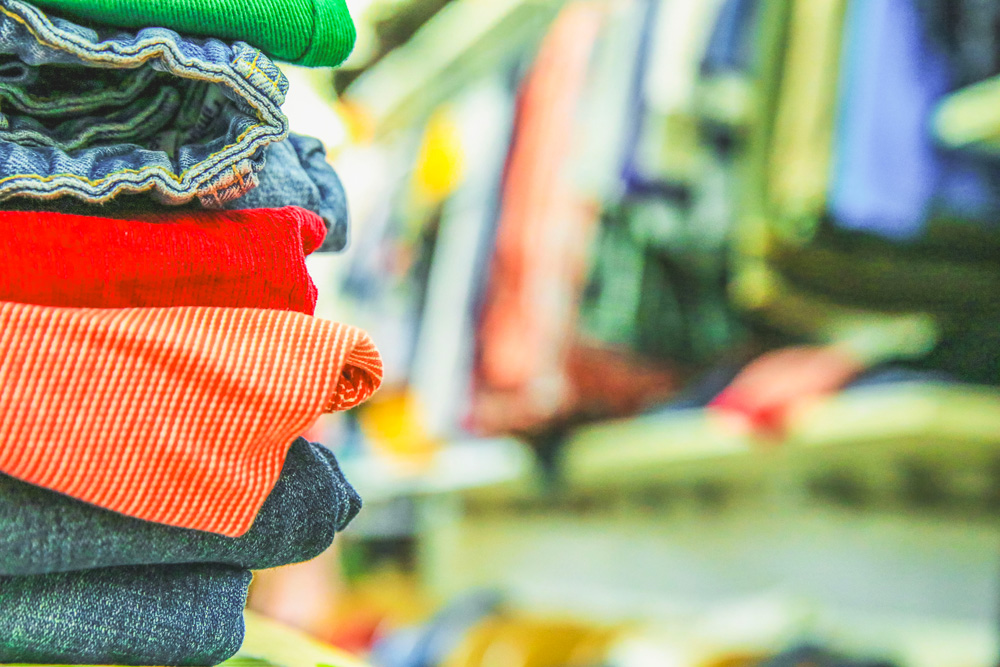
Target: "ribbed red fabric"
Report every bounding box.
[0,206,326,313]
[0,302,382,537]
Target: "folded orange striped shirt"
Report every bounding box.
[0,302,381,537]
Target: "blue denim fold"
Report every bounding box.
[229,133,350,251]
[0,0,288,206]
[0,438,361,575]
[0,563,250,666]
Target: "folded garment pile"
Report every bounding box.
[0,1,381,665]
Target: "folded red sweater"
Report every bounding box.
[0,206,325,312]
[0,302,382,537]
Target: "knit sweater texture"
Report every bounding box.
[0,302,382,537]
[31,0,357,67]
[0,206,324,312]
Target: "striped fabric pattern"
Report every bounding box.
[0,301,382,537]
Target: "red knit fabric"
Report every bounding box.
[0,302,382,537]
[0,206,326,312]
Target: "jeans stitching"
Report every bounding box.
[0,1,288,198]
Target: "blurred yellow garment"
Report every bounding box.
[767,0,846,225]
[412,108,466,208]
[442,615,620,667]
[359,389,442,466]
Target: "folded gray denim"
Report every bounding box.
[0,563,250,666]
[0,0,288,206]
[0,438,361,575]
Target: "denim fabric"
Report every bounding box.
[229,133,350,251]
[0,438,361,575]
[0,563,250,666]
[0,0,288,206]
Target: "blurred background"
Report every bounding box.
[254,0,1000,665]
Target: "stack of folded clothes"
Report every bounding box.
[0,1,381,665]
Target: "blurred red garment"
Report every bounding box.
[472,2,606,435]
[0,302,381,537]
[471,2,678,436]
[0,206,325,313]
[709,345,865,436]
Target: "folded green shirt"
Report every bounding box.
[31,0,356,67]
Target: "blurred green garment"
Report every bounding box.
[31,0,356,67]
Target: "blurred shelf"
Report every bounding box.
[238,612,369,667]
[565,382,1000,492]
[934,75,1000,149]
[341,437,536,505]
[340,383,1000,509]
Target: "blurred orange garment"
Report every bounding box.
[473,1,606,434]
[0,303,381,537]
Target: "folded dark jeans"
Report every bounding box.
[0,563,250,666]
[0,438,361,575]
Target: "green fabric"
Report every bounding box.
[32,0,356,67]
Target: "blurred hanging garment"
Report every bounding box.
[700,0,760,76]
[0,0,288,206]
[29,0,356,67]
[471,1,607,435]
[0,438,360,575]
[0,206,324,312]
[0,303,381,537]
[407,81,517,439]
[0,564,250,666]
[829,0,1000,239]
[579,0,746,376]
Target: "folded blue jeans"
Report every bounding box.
[0,0,288,206]
[0,438,361,575]
[0,132,352,251]
[229,133,350,251]
[0,563,250,666]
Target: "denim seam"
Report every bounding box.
[239,51,280,95]
[0,123,259,190]
[0,1,288,199]
[0,69,156,112]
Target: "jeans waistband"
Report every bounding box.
[0,0,289,206]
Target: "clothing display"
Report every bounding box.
[0,0,369,662]
[0,0,289,206]
[0,564,251,665]
[31,0,356,67]
[0,206,325,311]
[0,438,360,575]
[0,302,380,536]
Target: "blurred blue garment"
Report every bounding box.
[700,0,760,76]
[370,591,502,667]
[829,0,1000,240]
